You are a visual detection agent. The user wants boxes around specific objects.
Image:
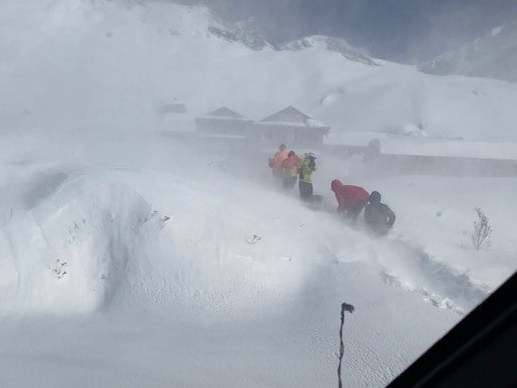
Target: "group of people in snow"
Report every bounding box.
[269,144,316,200]
[269,144,396,236]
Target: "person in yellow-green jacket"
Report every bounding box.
[298,153,316,201]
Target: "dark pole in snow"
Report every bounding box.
[338,302,355,388]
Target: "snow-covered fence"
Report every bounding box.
[375,154,517,177]
[326,144,517,177]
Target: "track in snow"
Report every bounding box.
[377,239,489,314]
[304,194,488,314]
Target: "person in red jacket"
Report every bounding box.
[331,179,369,221]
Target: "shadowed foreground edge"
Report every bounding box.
[387,271,517,388]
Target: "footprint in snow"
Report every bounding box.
[50,259,68,280]
[247,234,262,245]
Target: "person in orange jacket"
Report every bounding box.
[281,151,302,189]
[268,144,289,178]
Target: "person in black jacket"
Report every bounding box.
[364,191,396,236]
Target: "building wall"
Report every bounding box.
[248,124,327,147]
[195,118,250,136]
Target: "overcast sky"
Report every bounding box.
[173,0,517,62]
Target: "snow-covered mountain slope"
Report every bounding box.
[315,63,517,142]
[1,0,517,142]
[420,21,517,83]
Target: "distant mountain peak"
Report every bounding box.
[208,17,272,50]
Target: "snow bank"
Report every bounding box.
[0,176,155,314]
[0,152,313,318]
[0,159,487,319]
[0,152,473,386]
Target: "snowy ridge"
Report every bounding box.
[280,35,378,66]
[208,18,272,50]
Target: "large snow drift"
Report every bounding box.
[0,130,494,319]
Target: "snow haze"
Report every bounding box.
[0,1,516,387]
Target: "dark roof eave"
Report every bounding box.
[252,123,330,132]
[195,117,253,123]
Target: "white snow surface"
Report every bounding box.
[0,128,486,388]
[0,1,516,387]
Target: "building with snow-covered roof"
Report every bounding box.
[156,99,193,133]
[195,107,252,137]
[157,100,187,115]
[249,106,330,146]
